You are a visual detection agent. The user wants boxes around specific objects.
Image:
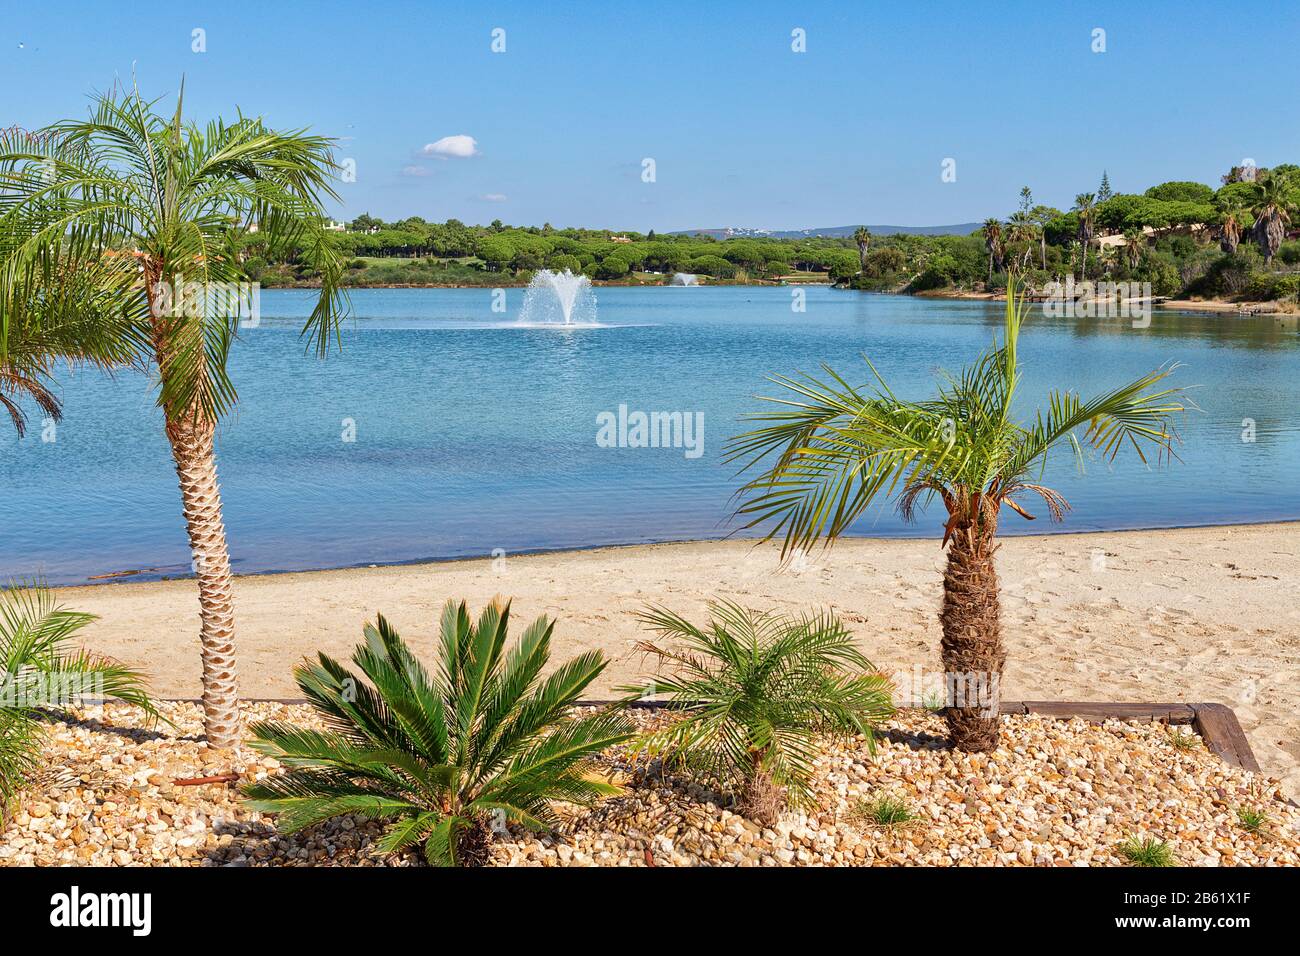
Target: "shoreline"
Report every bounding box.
[65,523,1300,794]
[262,282,1296,313]
[51,516,1300,588]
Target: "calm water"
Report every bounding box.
[4,287,1299,585]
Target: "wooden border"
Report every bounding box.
[159,697,1262,773]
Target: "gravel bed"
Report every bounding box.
[1,702,1295,867]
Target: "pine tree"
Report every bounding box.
[1098,171,1113,203]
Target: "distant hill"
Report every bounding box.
[669,223,982,240]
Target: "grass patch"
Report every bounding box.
[1165,727,1200,751]
[1235,806,1272,835]
[853,794,915,828]
[1118,835,1176,867]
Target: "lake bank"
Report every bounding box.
[65,524,1300,795]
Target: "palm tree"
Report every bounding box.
[1218,204,1243,255]
[620,602,893,824]
[1122,228,1145,270]
[982,218,1004,283]
[725,276,1184,752]
[0,85,346,748]
[245,599,632,866]
[1251,173,1293,266]
[852,226,872,271]
[1,585,158,808]
[1030,205,1057,269]
[1073,193,1097,277]
[1007,212,1037,272]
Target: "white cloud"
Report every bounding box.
[401,165,431,177]
[479,193,508,202]
[421,135,478,159]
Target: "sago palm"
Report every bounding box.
[0,585,157,810]
[0,84,347,747]
[726,276,1184,752]
[621,602,893,824]
[244,599,633,866]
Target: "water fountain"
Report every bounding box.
[518,269,598,326]
[670,272,699,286]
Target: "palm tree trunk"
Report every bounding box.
[164,412,241,748]
[145,266,241,750]
[939,529,1004,751]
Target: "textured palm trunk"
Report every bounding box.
[164,412,241,748]
[145,264,241,749]
[939,528,1004,752]
[739,749,783,826]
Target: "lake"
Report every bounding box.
[4,286,1298,585]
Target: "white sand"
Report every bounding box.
[63,524,1300,794]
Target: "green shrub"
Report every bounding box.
[1118,835,1176,867]
[0,586,157,814]
[622,602,893,824]
[244,599,633,866]
[855,794,914,827]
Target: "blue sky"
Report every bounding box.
[3,0,1298,231]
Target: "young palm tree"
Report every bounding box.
[852,226,872,271]
[245,599,632,866]
[0,85,346,748]
[0,585,157,810]
[726,276,1184,752]
[621,602,893,824]
[1251,173,1293,266]
[982,218,1003,283]
[1073,193,1097,277]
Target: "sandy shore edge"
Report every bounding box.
[63,523,1300,794]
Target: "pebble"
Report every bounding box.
[2,703,1297,868]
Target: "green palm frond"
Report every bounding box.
[0,584,158,810]
[0,82,348,429]
[619,602,893,811]
[726,276,1185,552]
[244,598,633,866]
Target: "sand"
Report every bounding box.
[61,524,1300,795]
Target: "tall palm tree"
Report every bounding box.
[1006,212,1037,272]
[1030,205,1056,269]
[0,85,346,748]
[1251,174,1293,267]
[1218,204,1243,255]
[981,218,1004,283]
[726,276,1184,752]
[1122,228,1145,270]
[852,226,872,271]
[1073,193,1097,277]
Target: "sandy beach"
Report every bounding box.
[62,523,1300,794]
